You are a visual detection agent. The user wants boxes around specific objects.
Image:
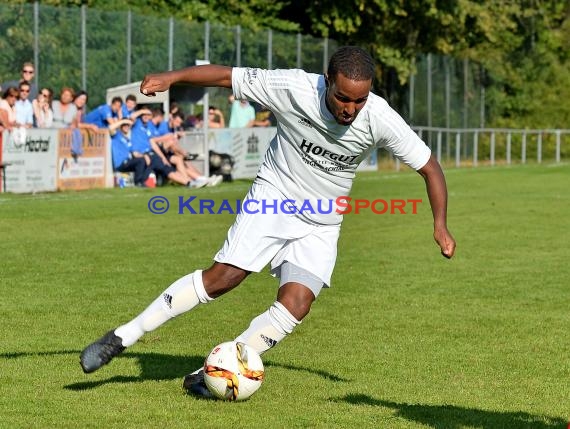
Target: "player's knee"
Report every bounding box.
[203,262,249,297]
[277,283,315,321]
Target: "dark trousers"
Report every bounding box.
[117,158,151,185]
[149,153,176,177]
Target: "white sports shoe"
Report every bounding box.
[207,175,223,187]
[188,177,209,188]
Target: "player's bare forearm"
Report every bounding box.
[417,155,456,258]
[140,65,233,96]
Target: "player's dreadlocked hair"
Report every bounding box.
[327,46,375,82]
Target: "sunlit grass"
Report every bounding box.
[1,163,568,428]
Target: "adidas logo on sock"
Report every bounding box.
[163,293,173,309]
[260,334,277,348]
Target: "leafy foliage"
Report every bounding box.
[1,0,568,127]
[292,0,570,127]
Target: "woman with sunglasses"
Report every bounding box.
[32,88,54,128]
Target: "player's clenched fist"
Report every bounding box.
[140,73,173,97]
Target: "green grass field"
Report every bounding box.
[1,164,569,429]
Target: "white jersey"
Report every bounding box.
[231,67,431,226]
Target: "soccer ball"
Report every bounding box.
[203,341,265,401]
[209,152,222,168]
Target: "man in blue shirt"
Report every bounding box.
[148,108,222,187]
[147,107,170,137]
[109,119,151,187]
[84,96,123,129]
[14,81,34,128]
[121,94,138,120]
[131,110,207,188]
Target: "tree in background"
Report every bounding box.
[284,0,570,128]
[1,0,568,128]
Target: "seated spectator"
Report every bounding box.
[14,81,34,129]
[228,94,255,128]
[109,119,151,187]
[33,88,54,128]
[149,108,222,187]
[148,107,169,136]
[150,108,186,138]
[252,104,275,127]
[0,87,19,131]
[52,87,78,128]
[184,114,199,129]
[83,96,123,129]
[195,106,225,128]
[1,62,38,100]
[169,101,182,119]
[189,113,202,129]
[210,106,225,128]
[121,94,138,120]
[130,111,206,188]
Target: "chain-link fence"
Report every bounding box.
[0,2,337,113]
[409,55,486,129]
[2,2,568,161]
[0,2,490,126]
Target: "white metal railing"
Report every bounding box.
[396,127,570,170]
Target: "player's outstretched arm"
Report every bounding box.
[140,65,233,96]
[417,155,456,259]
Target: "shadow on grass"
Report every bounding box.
[0,350,347,390]
[335,394,566,429]
[263,359,349,382]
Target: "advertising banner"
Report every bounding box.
[206,128,377,178]
[207,128,274,179]
[1,128,58,193]
[57,129,111,191]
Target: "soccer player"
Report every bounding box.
[80,46,456,396]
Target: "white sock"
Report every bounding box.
[115,270,212,347]
[190,301,300,377]
[235,301,300,355]
[187,301,301,374]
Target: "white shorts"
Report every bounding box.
[214,181,340,287]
